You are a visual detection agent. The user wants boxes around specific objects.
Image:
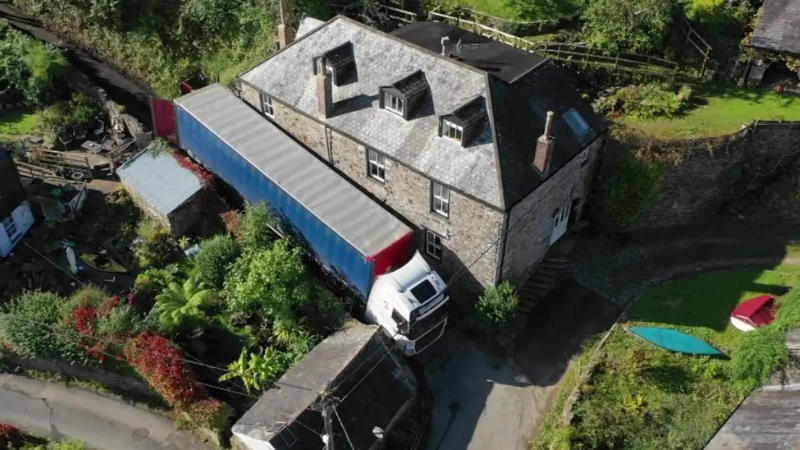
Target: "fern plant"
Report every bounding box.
[154,278,215,333]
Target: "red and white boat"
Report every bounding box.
[730,295,778,332]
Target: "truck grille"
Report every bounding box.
[414,320,446,354]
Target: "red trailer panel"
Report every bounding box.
[369,231,414,280]
[150,98,177,143]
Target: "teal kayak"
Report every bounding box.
[626,326,723,356]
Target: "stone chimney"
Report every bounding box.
[277,0,294,49]
[277,24,294,49]
[317,65,333,118]
[534,111,555,174]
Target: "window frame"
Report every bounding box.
[2,216,17,238]
[383,91,404,116]
[431,182,450,218]
[367,148,386,182]
[442,119,464,143]
[261,93,275,117]
[425,230,443,261]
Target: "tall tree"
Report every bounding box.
[582,0,676,53]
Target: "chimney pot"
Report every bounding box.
[534,111,555,174]
[317,70,333,118]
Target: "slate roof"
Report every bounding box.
[705,387,800,449]
[240,17,604,209]
[232,325,416,450]
[117,146,202,216]
[752,0,800,56]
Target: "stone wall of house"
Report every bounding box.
[502,138,603,286]
[240,83,329,160]
[633,122,800,228]
[327,129,506,299]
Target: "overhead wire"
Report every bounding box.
[333,404,360,450]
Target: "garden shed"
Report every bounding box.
[0,147,35,257]
[117,146,204,237]
[232,324,417,450]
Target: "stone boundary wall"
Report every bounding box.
[1,350,158,399]
[630,120,800,229]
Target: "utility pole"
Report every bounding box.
[322,383,335,450]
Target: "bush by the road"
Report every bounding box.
[470,281,521,337]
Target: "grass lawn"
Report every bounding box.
[624,85,800,139]
[533,266,800,450]
[453,0,583,22]
[0,108,39,136]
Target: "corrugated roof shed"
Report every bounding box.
[705,387,800,450]
[174,84,412,257]
[752,0,800,56]
[232,325,416,450]
[117,146,202,216]
[240,18,604,209]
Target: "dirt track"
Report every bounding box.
[0,0,155,127]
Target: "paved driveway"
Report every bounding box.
[0,374,206,450]
[423,280,619,450]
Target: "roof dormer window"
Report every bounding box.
[438,96,486,147]
[312,42,356,87]
[379,70,429,120]
[384,92,404,116]
[442,120,463,142]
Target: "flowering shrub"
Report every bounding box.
[0,422,21,448]
[181,398,233,432]
[220,210,243,240]
[173,153,215,186]
[124,333,203,407]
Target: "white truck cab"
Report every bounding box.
[365,251,449,356]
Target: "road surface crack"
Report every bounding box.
[1,383,63,439]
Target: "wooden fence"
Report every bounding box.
[678,17,712,78]
[429,11,683,79]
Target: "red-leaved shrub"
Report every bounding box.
[0,423,21,448]
[124,333,203,407]
[174,153,215,186]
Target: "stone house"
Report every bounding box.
[235,17,607,298]
[117,145,207,237]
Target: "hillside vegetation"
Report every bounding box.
[12,0,333,97]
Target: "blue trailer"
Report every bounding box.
[173,84,414,298]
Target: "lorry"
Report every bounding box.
[156,84,449,355]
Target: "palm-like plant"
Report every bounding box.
[155,278,215,333]
[218,347,283,393]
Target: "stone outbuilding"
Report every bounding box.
[232,324,416,450]
[117,146,205,237]
[0,147,35,257]
[236,16,607,299]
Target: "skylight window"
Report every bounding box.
[563,108,590,138]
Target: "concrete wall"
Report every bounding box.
[121,179,203,237]
[502,138,603,286]
[634,122,800,228]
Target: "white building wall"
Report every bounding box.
[0,201,35,257]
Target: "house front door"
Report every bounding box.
[550,203,571,246]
